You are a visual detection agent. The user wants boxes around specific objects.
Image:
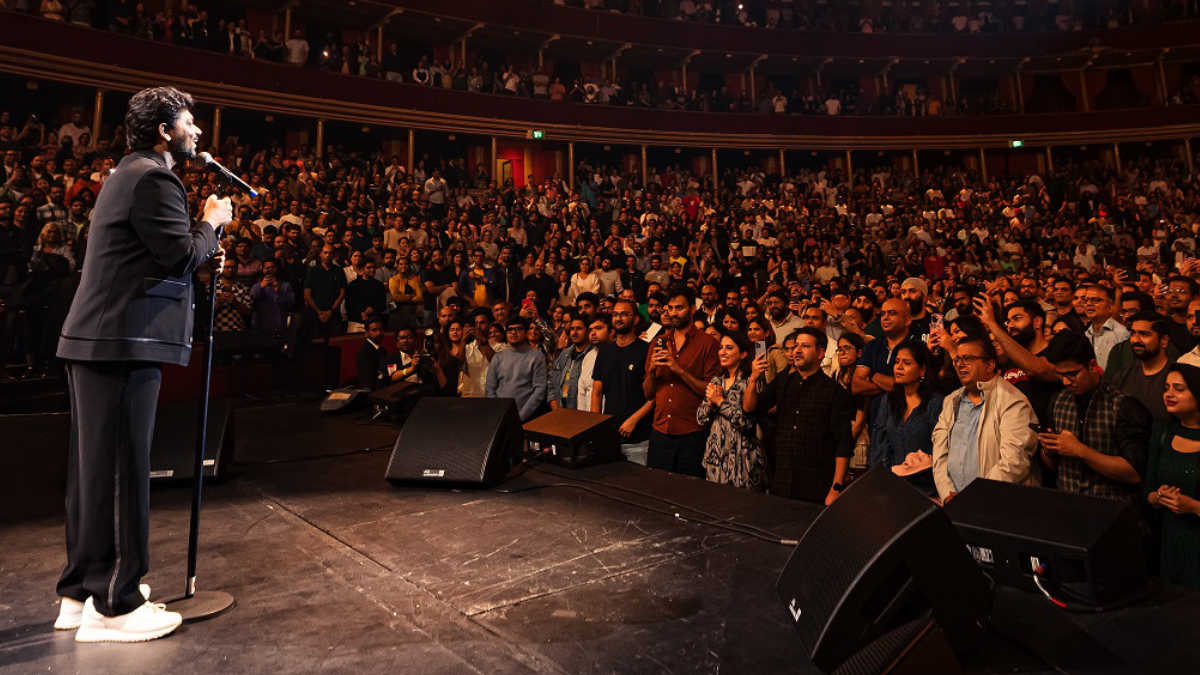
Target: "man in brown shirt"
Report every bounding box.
[643,287,720,477]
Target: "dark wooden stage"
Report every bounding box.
[1,402,1198,673]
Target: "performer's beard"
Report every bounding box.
[168,133,196,162]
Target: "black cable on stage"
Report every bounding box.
[525,463,796,543]
[496,475,799,546]
[235,442,393,467]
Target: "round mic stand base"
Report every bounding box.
[166,590,236,622]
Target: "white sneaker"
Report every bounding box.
[74,595,180,643]
[55,584,151,631]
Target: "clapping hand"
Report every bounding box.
[705,382,724,406]
[1157,486,1200,515]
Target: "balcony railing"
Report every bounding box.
[1,12,1198,149]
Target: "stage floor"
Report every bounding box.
[1,403,1198,674]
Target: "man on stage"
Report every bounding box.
[53,86,230,643]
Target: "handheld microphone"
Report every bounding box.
[198,151,258,197]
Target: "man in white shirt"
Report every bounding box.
[284,30,309,66]
[57,109,89,149]
[424,170,447,219]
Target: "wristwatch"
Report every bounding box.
[832,482,844,492]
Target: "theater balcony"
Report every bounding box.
[2,9,1200,155]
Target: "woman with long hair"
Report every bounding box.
[1146,364,1200,589]
[697,331,765,490]
[568,256,601,302]
[875,342,943,497]
[836,333,871,474]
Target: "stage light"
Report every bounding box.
[1010,140,1024,148]
[530,129,545,140]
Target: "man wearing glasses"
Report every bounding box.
[931,335,1038,504]
[1081,284,1129,371]
[484,317,546,421]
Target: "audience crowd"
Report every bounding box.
[565,0,1186,34]
[4,95,1200,590]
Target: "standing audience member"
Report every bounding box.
[932,335,1038,503]
[547,314,594,410]
[643,288,720,477]
[485,317,547,420]
[875,342,944,497]
[1146,364,1200,589]
[1108,312,1174,421]
[1082,284,1129,371]
[593,300,653,464]
[698,331,764,490]
[854,297,914,468]
[744,327,854,505]
[1037,332,1149,501]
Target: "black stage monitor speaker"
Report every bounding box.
[945,479,1148,607]
[385,397,522,487]
[523,408,621,468]
[149,399,234,481]
[777,467,993,674]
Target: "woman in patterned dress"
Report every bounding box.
[698,331,765,490]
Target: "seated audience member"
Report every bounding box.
[382,326,424,385]
[875,342,943,497]
[1037,332,1149,501]
[643,287,721,477]
[698,330,764,491]
[485,317,547,420]
[1146,364,1200,590]
[547,314,594,411]
[592,300,654,464]
[932,335,1038,503]
[1108,312,1174,421]
[356,317,388,389]
[744,328,854,505]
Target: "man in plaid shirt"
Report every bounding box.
[213,267,252,333]
[1037,331,1150,502]
[36,182,67,226]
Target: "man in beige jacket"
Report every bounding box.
[932,335,1039,503]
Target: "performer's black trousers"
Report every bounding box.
[57,360,162,617]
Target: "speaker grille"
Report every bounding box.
[385,397,520,485]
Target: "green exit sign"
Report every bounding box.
[1010,140,1024,148]
[531,129,545,140]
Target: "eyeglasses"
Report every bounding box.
[835,346,857,353]
[952,355,987,365]
[1080,297,1104,305]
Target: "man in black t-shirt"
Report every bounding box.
[591,300,653,465]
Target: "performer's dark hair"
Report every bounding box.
[125,87,196,151]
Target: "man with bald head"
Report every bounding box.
[852,297,917,468]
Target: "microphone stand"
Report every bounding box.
[166,197,235,621]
